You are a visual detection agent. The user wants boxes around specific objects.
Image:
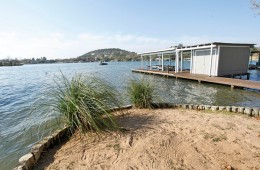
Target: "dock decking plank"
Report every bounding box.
[132,69,260,90]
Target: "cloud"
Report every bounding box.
[0,32,174,59]
[1,32,258,60]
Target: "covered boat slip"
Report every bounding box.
[140,42,255,77]
[134,42,260,90]
[249,50,260,69]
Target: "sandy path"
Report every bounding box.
[35,109,260,170]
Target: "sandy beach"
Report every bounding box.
[35,108,260,170]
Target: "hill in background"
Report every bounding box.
[10,48,139,65]
[77,48,139,62]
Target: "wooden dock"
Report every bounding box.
[132,69,260,90]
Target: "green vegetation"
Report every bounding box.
[212,134,227,142]
[203,133,227,142]
[78,48,139,62]
[52,73,122,133]
[11,48,139,64]
[251,0,260,15]
[0,59,23,66]
[107,143,121,153]
[127,78,154,108]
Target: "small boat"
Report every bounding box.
[99,61,108,65]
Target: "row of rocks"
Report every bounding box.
[176,104,260,117]
[14,127,69,170]
[13,104,259,170]
[13,105,133,170]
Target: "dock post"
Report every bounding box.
[149,55,152,70]
[231,85,235,90]
[180,51,183,72]
[247,73,250,80]
[258,52,260,67]
[190,50,193,73]
[162,53,164,71]
[176,51,179,73]
[141,55,143,69]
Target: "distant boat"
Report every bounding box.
[99,61,108,65]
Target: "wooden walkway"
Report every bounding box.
[132,69,260,90]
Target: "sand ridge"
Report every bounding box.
[35,109,260,170]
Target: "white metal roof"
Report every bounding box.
[139,42,255,56]
[139,47,176,56]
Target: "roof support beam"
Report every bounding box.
[180,51,183,72]
[149,55,152,70]
[141,55,143,69]
[175,50,179,73]
[190,50,193,74]
[209,44,213,76]
[162,53,164,71]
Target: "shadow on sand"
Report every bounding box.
[33,111,155,169]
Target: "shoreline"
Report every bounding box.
[14,104,260,170]
[35,108,260,169]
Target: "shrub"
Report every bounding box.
[127,78,154,108]
[52,73,122,133]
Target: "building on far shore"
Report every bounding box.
[139,42,255,77]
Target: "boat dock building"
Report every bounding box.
[132,42,260,90]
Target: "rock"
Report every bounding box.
[226,165,233,170]
[238,107,245,113]
[182,104,188,109]
[231,106,238,113]
[219,106,226,111]
[193,105,199,110]
[188,104,193,110]
[19,153,35,169]
[252,108,259,116]
[198,105,204,110]
[124,105,133,109]
[226,106,232,112]
[39,138,50,149]
[14,126,70,170]
[211,106,219,111]
[167,103,177,108]
[51,131,60,142]
[244,107,252,116]
[13,163,27,170]
[177,104,182,108]
[204,105,211,110]
[31,143,44,161]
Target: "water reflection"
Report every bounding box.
[0,62,259,169]
[138,74,260,107]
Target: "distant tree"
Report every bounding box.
[177,43,184,48]
[251,0,260,15]
[251,46,258,51]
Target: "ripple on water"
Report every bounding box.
[0,62,259,169]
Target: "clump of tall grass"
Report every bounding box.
[127,78,154,108]
[52,73,122,133]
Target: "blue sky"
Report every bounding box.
[0,0,259,59]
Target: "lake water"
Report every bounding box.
[0,62,260,169]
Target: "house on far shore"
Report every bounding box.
[139,42,255,77]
